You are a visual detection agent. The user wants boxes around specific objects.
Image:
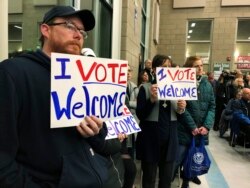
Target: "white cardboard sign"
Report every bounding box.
[105,105,141,140]
[50,53,128,128]
[156,67,197,100]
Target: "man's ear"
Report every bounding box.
[40,24,50,40]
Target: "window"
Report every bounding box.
[235,19,250,63]
[186,20,212,64]
[98,0,113,58]
[8,23,23,57]
[139,0,148,72]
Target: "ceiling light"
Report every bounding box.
[14,25,22,30]
[187,35,191,39]
[191,23,196,27]
[189,30,193,33]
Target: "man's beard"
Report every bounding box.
[51,40,82,55]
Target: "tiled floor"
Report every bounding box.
[134,130,250,188]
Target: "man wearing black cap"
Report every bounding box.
[0,6,108,187]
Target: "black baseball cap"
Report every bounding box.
[42,6,95,31]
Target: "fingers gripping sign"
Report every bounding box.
[76,116,103,137]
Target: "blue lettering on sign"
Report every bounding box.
[123,116,140,131]
[157,68,167,81]
[51,86,125,120]
[100,96,108,118]
[107,125,116,137]
[51,87,78,120]
[54,58,71,79]
[158,84,197,98]
[119,120,129,133]
[106,115,140,138]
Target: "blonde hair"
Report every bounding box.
[233,78,244,87]
[183,56,202,67]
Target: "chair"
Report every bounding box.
[239,129,250,154]
[231,128,250,154]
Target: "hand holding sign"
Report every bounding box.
[177,100,186,113]
[76,116,103,137]
[150,84,158,102]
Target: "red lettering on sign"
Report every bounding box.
[118,63,127,84]
[123,106,131,115]
[167,68,195,81]
[76,60,127,84]
[108,63,119,83]
[167,69,178,81]
[95,64,107,82]
[76,60,97,81]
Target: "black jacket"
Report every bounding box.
[0,50,108,187]
[97,139,124,188]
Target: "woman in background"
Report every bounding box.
[136,54,186,188]
[174,56,215,188]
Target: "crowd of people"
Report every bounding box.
[214,69,250,147]
[1,5,249,188]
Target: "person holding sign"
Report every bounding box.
[0,6,109,188]
[123,65,138,188]
[135,54,186,188]
[125,64,139,158]
[174,56,215,188]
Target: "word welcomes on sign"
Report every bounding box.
[156,67,197,100]
[50,53,128,128]
[105,105,141,140]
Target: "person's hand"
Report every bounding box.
[177,100,186,113]
[198,126,208,135]
[117,133,127,142]
[192,128,199,136]
[150,84,158,102]
[76,116,103,138]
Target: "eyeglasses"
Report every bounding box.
[48,21,88,39]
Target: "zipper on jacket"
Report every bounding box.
[109,155,123,187]
[83,145,103,188]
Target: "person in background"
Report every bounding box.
[82,48,126,188]
[174,56,215,188]
[136,54,186,188]
[123,64,138,188]
[171,62,180,68]
[214,70,231,131]
[125,64,139,155]
[0,6,109,187]
[219,89,242,138]
[138,69,149,87]
[228,77,244,102]
[235,70,243,79]
[243,74,250,88]
[207,71,217,98]
[144,59,154,82]
[230,88,250,147]
[97,134,126,188]
[82,48,136,188]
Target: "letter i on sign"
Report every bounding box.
[54,58,71,79]
[157,68,167,81]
